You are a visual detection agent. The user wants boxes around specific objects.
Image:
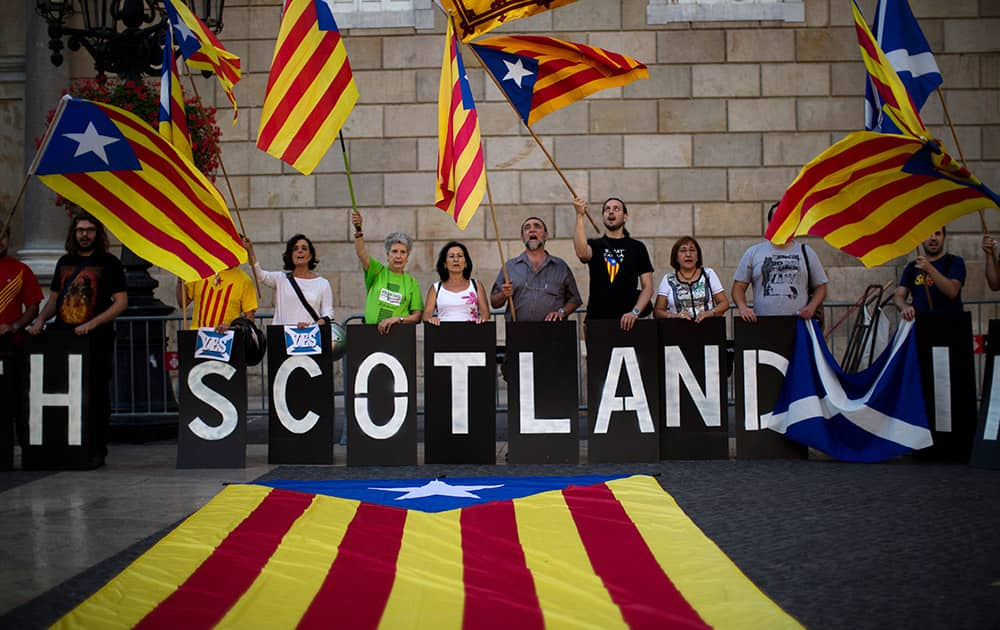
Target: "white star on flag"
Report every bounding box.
[501,58,534,88]
[171,15,196,44]
[370,479,504,500]
[63,122,119,164]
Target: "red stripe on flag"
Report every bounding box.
[135,489,313,629]
[279,57,355,165]
[258,3,337,150]
[783,135,915,208]
[298,503,406,629]
[563,483,710,629]
[62,173,219,278]
[798,154,914,235]
[841,186,987,257]
[197,278,211,324]
[533,67,609,105]
[460,501,544,629]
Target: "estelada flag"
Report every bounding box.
[437,19,486,230]
[440,0,581,42]
[766,1,999,267]
[54,476,801,628]
[158,26,193,162]
[471,35,648,127]
[31,96,246,281]
[163,0,241,122]
[257,0,359,176]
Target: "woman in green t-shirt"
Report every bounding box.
[352,210,423,334]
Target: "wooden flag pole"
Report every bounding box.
[936,87,988,233]
[182,67,261,298]
[0,173,31,244]
[484,175,516,321]
[464,43,602,234]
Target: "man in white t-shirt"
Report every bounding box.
[732,204,828,322]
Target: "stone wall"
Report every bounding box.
[12,0,1000,316]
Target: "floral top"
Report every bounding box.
[435,281,479,322]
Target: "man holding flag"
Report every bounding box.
[893,228,965,320]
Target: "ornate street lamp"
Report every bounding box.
[35,0,225,80]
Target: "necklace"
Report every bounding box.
[677,268,699,283]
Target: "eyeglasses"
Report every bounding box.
[677,247,698,254]
[76,227,97,234]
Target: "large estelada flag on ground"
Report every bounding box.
[256,0,359,176]
[471,36,648,126]
[440,0,580,42]
[437,20,486,230]
[163,0,241,122]
[31,96,246,281]
[766,1,999,268]
[54,475,801,629]
[864,0,941,134]
[763,319,933,463]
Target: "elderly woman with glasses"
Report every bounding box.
[653,236,729,322]
[352,210,424,335]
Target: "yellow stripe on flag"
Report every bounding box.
[608,476,803,629]
[54,485,271,630]
[514,488,629,628]
[217,493,357,628]
[380,509,465,628]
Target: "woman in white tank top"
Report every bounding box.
[422,241,490,324]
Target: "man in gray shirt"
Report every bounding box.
[732,205,828,322]
[490,216,582,321]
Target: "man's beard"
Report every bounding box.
[524,239,545,251]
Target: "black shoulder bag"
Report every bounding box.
[286,273,324,324]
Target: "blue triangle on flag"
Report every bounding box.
[35,99,140,176]
[472,45,538,124]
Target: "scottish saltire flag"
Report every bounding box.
[55,476,801,629]
[436,20,486,230]
[440,0,580,42]
[764,319,932,462]
[471,36,648,127]
[864,0,942,134]
[765,1,999,268]
[256,0,359,175]
[163,0,241,121]
[159,27,193,162]
[31,96,246,281]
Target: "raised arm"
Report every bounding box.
[573,197,592,262]
[352,210,370,270]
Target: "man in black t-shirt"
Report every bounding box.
[573,196,654,330]
[27,213,127,468]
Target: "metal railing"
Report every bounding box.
[109,298,1000,424]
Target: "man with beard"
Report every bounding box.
[27,213,127,469]
[490,216,582,322]
[572,196,653,331]
[0,225,44,466]
[894,227,965,320]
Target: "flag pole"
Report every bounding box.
[464,43,602,234]
[936,87,988,233]
[484,175,516,321]
[182,66,261,298]
[338,131,359,213]
[0,174,31,244]
[5,95,71,238]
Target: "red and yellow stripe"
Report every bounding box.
[38,100,246,281]
[168,0,241,121]
[474,35,648,126]
[436,20,486,230]
[256,0,358,176]
[767,131,995,267]
[56,476,800,629]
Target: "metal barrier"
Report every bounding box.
[109,299,1000,424]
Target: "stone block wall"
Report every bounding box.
[9,0,999,319]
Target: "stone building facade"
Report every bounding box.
[2,0,999,320]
